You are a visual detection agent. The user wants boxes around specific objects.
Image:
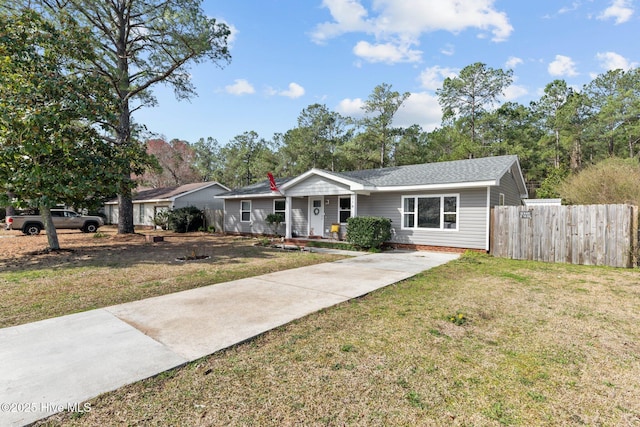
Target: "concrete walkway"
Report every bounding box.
[0,250,459,426]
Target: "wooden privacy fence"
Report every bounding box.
[203,208,224,233]
[491,204,638,268]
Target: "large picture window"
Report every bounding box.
[273,199,286,222]
[339,197,351,223]
[402,195,458,230]
[240,200,251,222]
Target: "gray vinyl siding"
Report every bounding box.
[225,197,307,236]
[490,169,523,207]
[356,188,489,250]
[225,188,491,249]
[225,199,267,234]
[173,185,226,210]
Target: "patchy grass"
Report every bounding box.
[0,231,344,328]
[38,253,640,426]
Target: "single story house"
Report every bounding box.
[105,181,229,227]
[217,155,528,251]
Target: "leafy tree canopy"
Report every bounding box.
[0,7,121,248]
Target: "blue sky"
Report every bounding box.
[134,0,638,146]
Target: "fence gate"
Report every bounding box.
[491,204,638,268]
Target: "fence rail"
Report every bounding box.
[491,204,638,268]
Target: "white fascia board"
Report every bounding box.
[374,180,498,192]
[135,199,171,204]
[216,192,283,200]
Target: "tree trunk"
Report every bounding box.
[115,11,136,234]
[40,204,60,251]
[118,190,135,234]
[5,192,16,217]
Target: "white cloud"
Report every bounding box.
[558,2,581,15]
[278,82,306,99]
[440,44,455,56]
[310,0,372,44]
[225,79,255,95]
[394,92,442,131]
[353,41,422,63]
[336,97,365,117]
[548,55,578,77]
[596,51,638,70]
[418,65,458,91]
[598,0,634,24]
[311,0,513,64]
[502,84,529,101]
[217,19,238,47]
[505,56,523,68]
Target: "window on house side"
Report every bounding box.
[339,197,351,223]
[241,200,251,222]
[499,193,505,206]
[402,195,458,230]
[273,199,286,222]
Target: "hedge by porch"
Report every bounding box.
[345,216,391,250]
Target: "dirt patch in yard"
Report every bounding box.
[0,227,343,328]
[0,227,243,271]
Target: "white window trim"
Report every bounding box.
[273,199,286,223]
[338,196,351,224]
[499,193,505,206]
[401,194,459,231]
[240,200,251,223]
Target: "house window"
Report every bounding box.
[339,197,351,223]
[499,193,505,206]
[241,200,251,222]
[273,199,286,222]
[402,195,458,230]
[138,204,145,224]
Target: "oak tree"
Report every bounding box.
[0,8,118,249]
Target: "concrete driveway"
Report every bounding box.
[0,250,459,426]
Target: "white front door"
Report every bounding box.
[309,197,324,237]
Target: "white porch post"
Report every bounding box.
[285,196,292,239]
[350,193,358,218]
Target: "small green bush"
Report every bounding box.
[345,216,391,250]
[168,206,204,233]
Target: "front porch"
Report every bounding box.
[283,193,360,240]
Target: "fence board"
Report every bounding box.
[491,204,638,268]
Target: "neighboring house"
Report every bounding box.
[104,181,229,227]
[217,155,528,251]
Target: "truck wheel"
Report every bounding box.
[82,222,99,233]
[23,224,42,235]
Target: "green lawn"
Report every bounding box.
[38,252,640,426]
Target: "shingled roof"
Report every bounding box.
[105,181,228,204]
[217,177,293,198]
[325,155,520,187]
[218,155,525,198]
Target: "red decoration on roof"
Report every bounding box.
[267,172,278,192]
